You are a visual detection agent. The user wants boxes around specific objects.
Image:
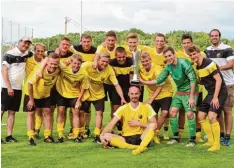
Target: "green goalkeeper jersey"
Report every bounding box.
[156,58,198,92]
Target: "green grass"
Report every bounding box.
[1,102,234,168]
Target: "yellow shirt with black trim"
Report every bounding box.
[96,45,118,59]
[69,45,97,62]
[122,45,151,57]
[25,55,43,77]
[114,103,156,136]
[139,63,173,100]
[80,61,118,101]
[148,48,166,68]
[24,64,60,99]
[55,63,90,100]
[196,58,227,95]
[176,50,206,92]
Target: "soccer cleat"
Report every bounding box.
[196,132,204,143]
[5,136,18,143]
[185,140,196,147]
[167,139,179,145]
[28,138,36,146]
[223,139,231,146]
[44,136,55,143]
[67,133,75,140]
[34,130,40,139]
[93,136,102,144]
[202,142,214,147]
[153,135,160,144]
[132,147,148,155]
[84,127,91,138]
[74,137,82,143]
[57,137,64,143]
[208,144,220,152]
[1,139,6,144]
[163,131,169,140]
[220,137,225,145]
[104,143,114,149]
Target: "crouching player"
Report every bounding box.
[100,86,157,155]
[23,53,60,145]
[188,46,227,151]
[55,54,90,143]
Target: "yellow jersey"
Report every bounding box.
[122,45,151,57]
[69,45,97,62]
[139,63,173,100]
[25,55,42,77]
[56,63,90,100]
[96,45,118,59]
[148,48,166,68]
[114,103,156,136]
[24,64,60,99]
[80,61,118,101]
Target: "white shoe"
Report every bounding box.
[167,139,178,145]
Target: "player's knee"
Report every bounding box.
[149,122,157,130]
[208,114,217,123]
[8,111,16,116]
[169,111,177,117]
[161,111,168,118]
[187,112,194,120]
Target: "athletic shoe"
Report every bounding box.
[1,139,6,144]
[74,137,82,143]
[220,136,225,145]
[104,143,114,149]
[57,137,64,143]
[84,128,91,138]
[167,139,179,145]
[44,136,55,143]
[93,136,102,144]
[28,138,36,146]
[5,136,18,143]
[223,139,231,146]
[185,140,196,147]
[34,130,40,139]
[67,133,74,140]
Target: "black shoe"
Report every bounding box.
[85,127,91,138]
[44,136,55,143]
[74,137,82,143]
[1,139,6,144]
[5,135,18,143]
[104,143,114,149]
[93,136,102,144]
[28,138,36,146]
[57,137,64,143]
[34,130,40,139]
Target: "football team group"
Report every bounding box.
[1,28,233,155]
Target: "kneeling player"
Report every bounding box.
[188,46,227,151]
[100,86,157,155]
[55,54,90,143]
[24,53,60,145]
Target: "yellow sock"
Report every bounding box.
[35,115,42,130]
[57,122,64,138]
[208,122,220,152]
[200,120,214,147]
[110,137,138,149]
[94,127,101,136]
[44,130,51,139]
[132,129,154,155]
[73,128,79,138]
[27,130,35,140]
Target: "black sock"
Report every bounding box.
[190,136,196,141]
[220,132,225,138]
[164,127,168,131]
[196,128,201,132]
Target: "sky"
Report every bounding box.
[1,0,234,43]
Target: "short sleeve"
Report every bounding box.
[114,105,125,119]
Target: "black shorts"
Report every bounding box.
[151,97,172,114]
[200,93,227,114]
[139,86,144,102]
[123,134,142,145]
[23,95,51,112]
[82,98,105,112]
[197,92,203,108]
[56,92,78,108]
[111,89,130,105]
[1,88,22,112]
[104,84,114,101]
[50,86,58,106]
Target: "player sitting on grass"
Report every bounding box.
[188,46,228,151]
[100,85,157,155]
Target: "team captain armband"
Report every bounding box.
[197,61,217,78]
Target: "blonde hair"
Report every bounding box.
[34,43,46,51]
[127,33,138,40]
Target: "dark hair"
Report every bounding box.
[106,31,117,39]
[163,47,175,55]
[115,47,126,55]
[60,37,71,42]
[181,34,193,42]
[81,34,92,40]
[187,46,200,54]
[129,85,141,91]
[209,29,221,37]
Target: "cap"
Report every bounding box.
[19,36,32,43]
